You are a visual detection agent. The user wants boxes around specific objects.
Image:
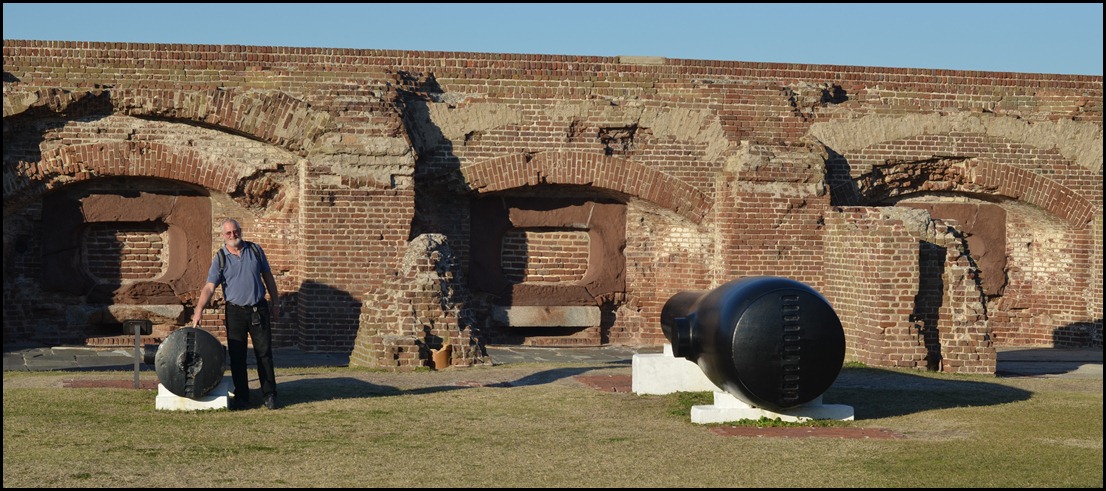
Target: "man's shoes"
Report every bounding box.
[229,398,250,411]
[264,393,278,410]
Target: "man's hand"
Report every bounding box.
[192,282,217,329]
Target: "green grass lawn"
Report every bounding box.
[4,363,1101,487]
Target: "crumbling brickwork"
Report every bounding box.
[352,233,482,369]
[3,40,1101,373]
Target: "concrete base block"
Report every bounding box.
[690,392,855,424]
[155,377,231,411]
[631,343,720,395]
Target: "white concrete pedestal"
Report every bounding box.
[691,391,855,424]
[155,377,232,411]
[631,344,720,395]
[632,343,853,424]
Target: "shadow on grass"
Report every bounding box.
[400,365,617,395]
[275,364,620,407]
[501,365,611,387]
[825,366,1032,420]
[275,377,403,406]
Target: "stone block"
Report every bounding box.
[631,343,720,395]
[691,392,854,424]
[155,377,231,411]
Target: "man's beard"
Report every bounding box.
[226,237,242,248]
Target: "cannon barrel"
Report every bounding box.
[148,327,227,398]
[661,276,845,411]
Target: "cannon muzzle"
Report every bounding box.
[149,327,227,398]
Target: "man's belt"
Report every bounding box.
[227,300,266,310]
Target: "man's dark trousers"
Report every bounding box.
[225,300,276,402]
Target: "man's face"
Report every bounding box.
[222,224,242,248]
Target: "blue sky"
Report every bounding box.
[3,3,1102,76]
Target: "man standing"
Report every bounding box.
[191,218,281,410]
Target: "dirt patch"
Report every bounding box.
[63,379,158,389]
[709,426,906,439]
[574,374,634,392]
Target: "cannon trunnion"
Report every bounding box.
[661,276,846,411]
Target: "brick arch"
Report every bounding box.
[810,113,1102,174]
[458,151,713,223]
[2,87,110,118]
[3,87,334,154]
[968,160,1095,228]
[111,88,334,154]
[11,141,245,204]
[859,158,1094,228]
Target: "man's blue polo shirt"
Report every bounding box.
[206,242,271,306]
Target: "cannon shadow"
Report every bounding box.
[823,366,1032,419]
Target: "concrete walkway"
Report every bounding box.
[3,343,1099,378]
[992,346,1102,378]
[1,343,659,372]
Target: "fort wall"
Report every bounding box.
[4,40,1101,372]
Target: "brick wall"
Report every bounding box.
[501,230,590,283]
[84,224,167,281]
[823,207,928,368]
[3,40,1100,373]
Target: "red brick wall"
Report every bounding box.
[502,230,590,283]
[298,176,414,351]
[823,207,995,372]
[84,225,167,281]
[823,208,928,368]
[3,40,1100,373]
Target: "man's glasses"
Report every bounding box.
[223,229,241,237]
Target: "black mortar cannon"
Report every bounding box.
[661,276,846,411]
[142,327,227,398]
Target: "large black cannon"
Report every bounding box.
[143,327,227,398]
[661,276,846,411]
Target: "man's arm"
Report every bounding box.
[191,282,217,327]
[262,270,280,320]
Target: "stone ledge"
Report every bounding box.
[491,306,601,327]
